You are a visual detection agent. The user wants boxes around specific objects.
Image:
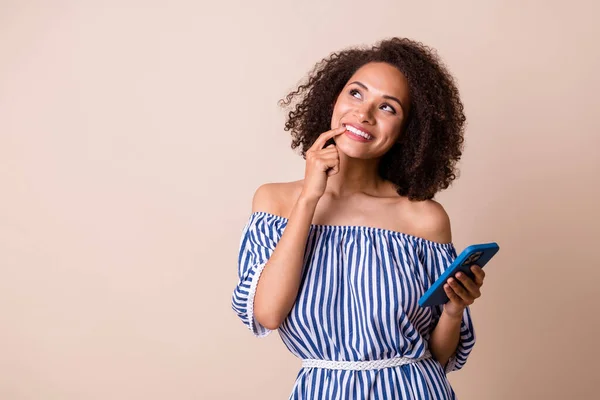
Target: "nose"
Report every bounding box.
[355,103,375,125]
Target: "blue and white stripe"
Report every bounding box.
[232,211,476,399]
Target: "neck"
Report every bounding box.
[325,152,385,197]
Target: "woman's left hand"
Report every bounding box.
[443,265,486,319]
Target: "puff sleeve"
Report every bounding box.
[231,212,282,338]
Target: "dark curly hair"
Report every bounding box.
[278,37,466,201]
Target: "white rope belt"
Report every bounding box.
[301,351,431,371]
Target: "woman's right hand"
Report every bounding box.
[300,125,347,201]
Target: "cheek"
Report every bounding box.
[333,97,353,114]
[381,119,402,136]
[390,118,405,135]
[331,105,349,126]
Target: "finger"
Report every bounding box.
[320,153,340,164]
[326,165,340,176]
[306,147,338,169]
[323,144,339,153]
[455,272,481,297]
[309,125,347,151]
[444,284,463,304]
[470,265,486,285]
[319,154,340,174]
[447,278,473,304]
[327,164,339,176]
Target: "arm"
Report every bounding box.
[251,184,319,330]
[421,200,483,371]
[429,308,462,367]
[418,200,462,367]
[250,126,346,330]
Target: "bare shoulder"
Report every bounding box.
[251,180,303,216]
[406,199,452,244]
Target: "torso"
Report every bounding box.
[262,179,451,243]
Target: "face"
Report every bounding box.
[331,62,410,158]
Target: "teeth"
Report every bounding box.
[345,125,373,140]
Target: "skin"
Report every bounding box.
[253,61,486,369]
[330,62,410,166]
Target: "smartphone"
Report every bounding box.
[418,242,500,307]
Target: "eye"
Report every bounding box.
[349,89,396,114]
[381,103,397,114]
[349,88,362,99]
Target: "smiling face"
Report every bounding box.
[331,62,411,158]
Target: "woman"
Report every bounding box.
[231,37,485,399]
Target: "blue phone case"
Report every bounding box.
[418,242,500,307]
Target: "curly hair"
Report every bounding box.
[278,37,466,201]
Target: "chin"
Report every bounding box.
[334,140,374,159]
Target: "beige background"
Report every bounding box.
[1,0,599,399]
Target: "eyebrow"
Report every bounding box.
[348,81,405,112]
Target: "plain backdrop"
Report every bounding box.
[1,0,599,399]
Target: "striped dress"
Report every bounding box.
[232,211,475,399]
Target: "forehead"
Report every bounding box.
[347,62,410,103]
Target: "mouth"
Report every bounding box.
[342,124,374,141]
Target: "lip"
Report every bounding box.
[343,123,373,137]
[345,130,372,142]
